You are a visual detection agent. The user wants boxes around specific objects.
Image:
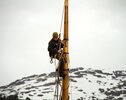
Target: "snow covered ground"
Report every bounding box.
[0,67,126,100]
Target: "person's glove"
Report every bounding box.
[58,49,63,53]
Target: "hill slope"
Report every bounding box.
[0,67,126,100]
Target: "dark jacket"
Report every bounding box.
[48,38,64,57]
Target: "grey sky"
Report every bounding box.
[0,0,126,86]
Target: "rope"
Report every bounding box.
[53,51,65,100]
[53,55,58,100]
[59,1,65,39]
[53,1,65,100]
[53,54,62,100]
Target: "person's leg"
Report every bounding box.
[57,58,64,77]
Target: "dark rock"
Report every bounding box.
[8,79,25,87]
[29,94,33,96]
[23,75,38,79]
[94,69,112,76]
[21,91,31,94]
[112,91,121,96]
[83,92,86,94]
[79,97,84,100]
[99,88,105,93]
[48,72,55,77]
[41,91,53,94]
[0,86,7,89]
[122,90,126,94]
[74,72,84,78]
[97,80,102,84]
[69,67,84,73]
[37,94,43,97]
[95,70,103,73]
[105,90,111,96]
[24,85,42,90]
[77,97,84,100]
[117,97,123,100]
[78,89,83,92]
[91,96,98,100]
[113,71,126,77]
[102,72,112,76]
[105,96,115,100]
[105,90,122,96]
[88,80,92,82]
[43,82,55,86]
[118,80,126,87]
[36,78,47,82]
[70,75,83,78]
[94,74,105,78]
[25,86,37,90]
[110,83,113,85]
[84,70,96,75]
[70,78,77,82]
[25,87,32,90]
[6,94,18,100]
[25,97,30,100]
[38,73,47,77]
[0,94,6,100]
[43,88,50,90]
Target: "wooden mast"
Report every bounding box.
[62,0,69,100]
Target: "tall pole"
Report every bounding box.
[62,0,69,100]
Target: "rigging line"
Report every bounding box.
[53,83,57,100]
[59,0,65,38]
[68,62,72,100]
[53,75,60,100]
[55,57,59,100]
[54,59,64,100]
[53,55,57,100]
[53,1,65,100]
[53,69,57,99]
[59,86,62,100]
[58,1,65,52]
[53,54,62,100]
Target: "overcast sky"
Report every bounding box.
[0,0,126,86]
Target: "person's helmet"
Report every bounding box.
[53,32,58,38]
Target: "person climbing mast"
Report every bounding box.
[48,32,64,60]
[48,0,69,99]
[48,32,64,77]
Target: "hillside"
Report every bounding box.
[0,67,126,100]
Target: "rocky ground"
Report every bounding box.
[0,67,126,100]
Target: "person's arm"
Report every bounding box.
[58,39,64,48]
[61,40,64,48]
[48,41,57,53]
